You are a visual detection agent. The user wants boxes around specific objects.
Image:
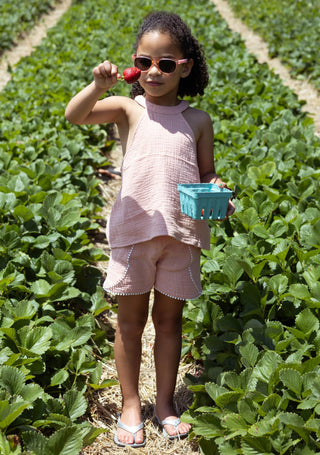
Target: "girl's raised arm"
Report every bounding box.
[65,60,127,125]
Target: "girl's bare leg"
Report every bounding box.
[114,292,150,445]
[152,289,191,436]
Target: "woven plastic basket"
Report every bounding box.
[178,183,232,220]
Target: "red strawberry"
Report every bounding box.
[122,67,141,84]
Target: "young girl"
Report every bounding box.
[65,11,235,448]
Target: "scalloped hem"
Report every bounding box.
[103,287,151,296]
[103,286,201,301]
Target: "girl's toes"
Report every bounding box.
[179,422,191,435]
[134,430,144,444]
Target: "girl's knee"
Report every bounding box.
[117,316,147,339]
[152,312,182,336]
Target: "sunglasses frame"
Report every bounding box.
[132,54,189,73]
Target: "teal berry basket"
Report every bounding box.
[178,183,233,220]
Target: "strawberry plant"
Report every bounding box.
[180,1,320,453]
[227,0,320,91]
[0,0,57,54]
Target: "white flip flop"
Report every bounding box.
[154,408,189,440]
[114,414,146,448]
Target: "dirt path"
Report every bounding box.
[210,0,320,135]
[0,0,72,90]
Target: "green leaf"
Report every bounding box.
[205,383,229,401]
[55,326,92,350]
[22,431,51,455]
[63,390,87,421]
[47,426,83,455]
[295,308,319,335]
[222,256,244,286]
[304,418,320,436]
[261,393,281,414]
[13,205,34,221]
[215,391,244,408]
[240,343,259,367]
[220,371,242,390]
[241,435,272,455]
[221,412,248,432]
[20,383,43,402]
[0,431,20,455]
[268,274,288,295]
[80,425,109,448]
[30,279,51,297]
[0,366,25,395]
[50,370,69,387]
[288,283,311,300]
[88,379,118,390]
[191,414,222,437]
[279,368,302,396]
[279,412,309,442]
[0,401,30,430]
[254,351,280,383]
[18,326,52,355]
[238,397,257,424]
[248,415,276,437]
[199,437,220,455]
[33,235,51,249]
[11,300,38,320]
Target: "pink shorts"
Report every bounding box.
[103,236,202,300]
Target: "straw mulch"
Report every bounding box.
[82,139,201,455]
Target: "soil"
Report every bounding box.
[1,1,320,454]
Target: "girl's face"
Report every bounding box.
[135,31,193,105]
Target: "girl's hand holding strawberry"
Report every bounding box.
[92,61,141,90]
[92,60,119,90]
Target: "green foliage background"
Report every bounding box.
[227,0,320,90]
[0,0,320,453]
[0,0,57,53]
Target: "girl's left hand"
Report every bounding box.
[210,176,235,218]
[226,199,235,217]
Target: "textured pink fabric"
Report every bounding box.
[107,95,210,249]
[103,236,202,300]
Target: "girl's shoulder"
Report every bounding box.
[185,105,211,122]
[98,95,139,111]
[183,106,213,140]
[96,95,143,125]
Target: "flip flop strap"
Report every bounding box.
[117,419,144,436]
[160,417,181,429]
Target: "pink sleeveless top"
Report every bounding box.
[106,95,210,249]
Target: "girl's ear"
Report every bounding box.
[181,58,194,78]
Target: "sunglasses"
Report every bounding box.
[132,54,189,74]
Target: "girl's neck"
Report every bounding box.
[144,93,181,106]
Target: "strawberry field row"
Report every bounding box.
[181,2,320,453]
[0,0,320,453]
[0,0,58,54]
[226,0,320,91]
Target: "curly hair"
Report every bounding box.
[130,11,209,99]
